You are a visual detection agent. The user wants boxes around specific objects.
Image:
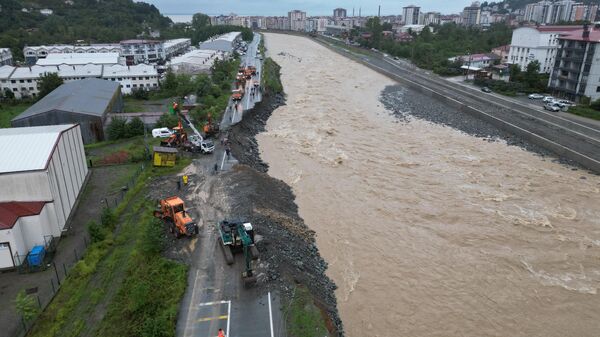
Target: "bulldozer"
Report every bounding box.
[154,197,198,238]
[217,220,259,286]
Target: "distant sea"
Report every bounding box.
[167,14,193,23]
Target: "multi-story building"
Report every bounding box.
[35,53,121,66]
[508,25,581,73]
[402,5,421,25]
[0,48,13,66]
[0,63,158,99]
[440,15,462,25]
[423,12,440,25]
[548,25,600,102]
[524,0,597,24]
[333,8,347,18]
[492,45,511,63]
[119,39,164,65]
[163,39,192,59]
[462,3,481,26]
[23,44,122,65]
[288,10,307,31]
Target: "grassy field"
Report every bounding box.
[568,106,600,121]
[0,102,33,127]
[27,156,191,337]
[285,286,330,337]
[85,135,162,166]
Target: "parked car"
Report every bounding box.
[152,127,173,138]
[528,93,544,99]
[481,87,492,93]
[542,96,555,103]
[544,103,560,112]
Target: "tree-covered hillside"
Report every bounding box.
[0,0,172,60]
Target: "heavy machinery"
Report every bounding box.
[247,65,257,75]
[154,197,199,237]
[217,220,259,285]
[202,112,220,138]
[231,88,244,101]
[160,120,188,147]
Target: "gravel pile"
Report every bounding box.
[379,84,581,167]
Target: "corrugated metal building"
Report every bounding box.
[199,32,241,53]
[0,125,88,269]
[11,78,123,143]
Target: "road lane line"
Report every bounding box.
[196,315,228,322]
[226,300,231,337]
[220,151,227,170]
[198,300,229,307]
[268,292,274,337]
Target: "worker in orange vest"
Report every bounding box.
[218,328,226,337]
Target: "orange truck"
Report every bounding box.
[153,196,198,237]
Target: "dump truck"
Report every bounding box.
[154,197,198,237]
[217,220,259,286]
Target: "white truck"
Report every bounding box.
[188,134,215,154]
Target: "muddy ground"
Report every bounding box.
[147,93,343,336]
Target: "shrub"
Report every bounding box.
[107,117,128,140]
[101,207,117,229]
[131,88,149,100]
[126,117,145,138]
[87,220,106,243]
[14,290,40,322]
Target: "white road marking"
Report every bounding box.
[220,151,227,170]
[226,300,231,336]
[268,292,274,337]
[198,300,229,307]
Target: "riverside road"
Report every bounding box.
[314,35,600,173]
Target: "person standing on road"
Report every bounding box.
[218,329,225,337]
[225,147,231,159]
[214,162,218,174]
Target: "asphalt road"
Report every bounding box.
[221,34,263,130]
[315,35,600,172]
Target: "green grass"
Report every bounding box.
[568,106,600,121]
[262,58,283,95]
[27,148,191,337]
[0,102,33,128]
[286,286,330,337]
[123,97,148,113]
[86,136,161,166]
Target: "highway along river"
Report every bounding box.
[259,33,600,337]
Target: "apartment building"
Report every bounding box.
[508,25,581,73]
[333,8,347,18]
[462,3,481,26]
[423,12,441,25]
[288,10,307,31]
[102,64,159,94]
[163,38,192,59]
[548,25,600,101]
[402,5,421,25]
[0,48,13,66]
[120,39,164,65]
[524,0,598,24]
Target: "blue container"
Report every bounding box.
[27,245,45,267]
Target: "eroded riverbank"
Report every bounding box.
[259,33,600,337]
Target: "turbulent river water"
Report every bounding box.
[258,33,600,337]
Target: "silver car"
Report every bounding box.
[544,103,560,112]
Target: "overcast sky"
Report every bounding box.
[142,0,472,16]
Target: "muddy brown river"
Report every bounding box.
[259,33,600,337]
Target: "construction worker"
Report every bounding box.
[218,328,225,337]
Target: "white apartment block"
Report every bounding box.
[524,0,597,24]
[288,10,307,31]
[163,39,192,59]
[0,48,13,66]
[24,44,122,65]
[508,25,581,73]
[120,39,165,65]
[403,5,421,25]
[0,64,158,99]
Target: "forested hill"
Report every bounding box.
[0,0,173,60]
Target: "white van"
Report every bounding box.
[152,127,173,138]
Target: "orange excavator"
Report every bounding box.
[160,119,188,148]
[202,112,219,138]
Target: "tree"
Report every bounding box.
[191,13,211,30]
[37,72,63,99]
[14,290,39,322]
[524,60,541,89]
[154,113,179,129]
[3,88,14,101]
[107,117,128,140]
[509,64,522,82]
[126,117,145,138]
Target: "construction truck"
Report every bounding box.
[231,88,244,101]
[154,197,199,237]
[247,66,257,75]
[217,220,259,286]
